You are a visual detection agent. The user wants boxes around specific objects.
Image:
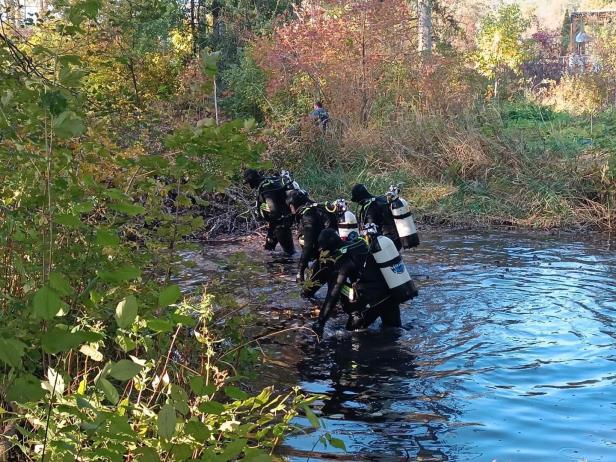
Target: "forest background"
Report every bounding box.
[0,0,615,460]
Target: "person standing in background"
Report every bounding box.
[310,101,330,134]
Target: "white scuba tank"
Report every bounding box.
[391,197,419,249]
[338,210,359,241]
[370,235,418,303]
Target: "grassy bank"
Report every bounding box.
[275,103,615,232]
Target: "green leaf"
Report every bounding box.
[157,403,176,440]
[224,386,248,401]
[158,285,181,307]
[170,313,196,328]
[109,202,145,216]
[76,396,95,409]
[96,229,120,247]
[97,266,141,284]
[41,90,68,116]
[0,338,26,369]
[103,189,128,201]
[49,272,73,296]
[134,447,158,462]
[97,378,119,404]
[146,319,173,333]
[59,66,87,87]
[172,444,193,461]
[189,376,216,396]
[115,335,136,353]
[197,400,225,415]
[52,110,85,138]
[221,438,247,460]
[7,375,46,403]
[108,360,142,381]
[32,287,62,320]
[41,328,85,354]
[137,155,169,169]
[169,384,188,403]
[243,118,256,130]
[328,436,346,450]
[303,405,320,429]
[74,201,95,214]
[115,295,137,328]
[185,420,210,440]
[55,213,82,228]
[243,449,273,462]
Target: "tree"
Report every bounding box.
[253,0,417,126]
[474,4,531,99]
[561,9,571,55]
[418,0,433,57]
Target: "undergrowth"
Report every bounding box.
[274,103,615,231]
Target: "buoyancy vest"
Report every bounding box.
[256,177,287,219]
[357,196,397,236]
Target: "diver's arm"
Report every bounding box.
[363,203,382,233]
[318,259,352,323]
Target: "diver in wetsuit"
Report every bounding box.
[350,184,402,250]
[244,169,295,255]
[317,228,403,330]
[286,189,338,297]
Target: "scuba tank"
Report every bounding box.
[364,224,418,303]
[386,185,419,249]
[257,170,305,218]
[331,198,359,241]
[280,170,305,194]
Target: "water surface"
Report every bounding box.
[180,230,616,461]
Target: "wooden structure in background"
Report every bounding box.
[569,9,616,55]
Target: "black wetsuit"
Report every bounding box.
[357,196,402,250]
[256,178,295,254]
[319,239,401,329]
[296,203,337,295]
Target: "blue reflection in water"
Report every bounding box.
[284,231,616,461]
[178,230,616,461]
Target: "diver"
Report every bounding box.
[286,189,338,297]
[350,184,402,250]
[316,228,417,330]
[243,168,295,255]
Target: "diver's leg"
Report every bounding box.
[275,223,295,255]
[264,221,278,250]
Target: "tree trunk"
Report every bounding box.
[190,0,196,53]
[360,11,368,127]
[417,0,432,57]
[127,58,141,106]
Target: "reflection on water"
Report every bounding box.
[179,231,616,462]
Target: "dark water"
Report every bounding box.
[180,231,616,462]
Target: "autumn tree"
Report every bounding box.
[253,0,418,127]
[474,3,531,99]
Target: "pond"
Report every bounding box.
[179,230,616,462]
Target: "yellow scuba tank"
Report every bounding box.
[386,185,419,249]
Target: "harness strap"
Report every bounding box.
[376,255,402,269]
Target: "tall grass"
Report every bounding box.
[273,102,614,230]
